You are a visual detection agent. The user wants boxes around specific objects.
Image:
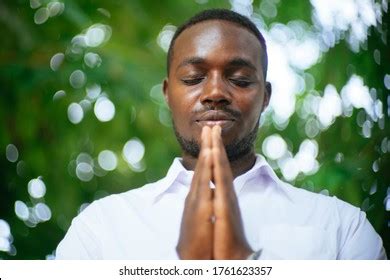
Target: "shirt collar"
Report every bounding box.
[151,158,192,203]
[151,154,282,204]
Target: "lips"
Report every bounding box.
[195,110,236,128]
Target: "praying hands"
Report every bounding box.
[176,125,253,260]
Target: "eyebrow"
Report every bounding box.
[177,57,205,69]
[176,56,257,72]
[227,57,257,71]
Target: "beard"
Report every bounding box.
[173,120,259,162]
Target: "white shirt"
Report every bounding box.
[56,155,386,260]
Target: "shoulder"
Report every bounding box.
[278,182,386,259]
[78,178,166,219]
[279,181,366,220]
[62,177,168,238]
[55,179,164,259]
[278,181,362,229]
[275,180,341,213]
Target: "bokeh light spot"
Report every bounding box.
[262,134,287,160]
[76,162,94,182]
[279,157,299,181]
[94,97,115,122]
[30,0,41,9]
[34,7,49,24]
[122,138,145,165]
[14,201,29,221]
[69,69,86,89]
[0,237,10,252]
[384,74,390,90]
[149,84,165,105]
[34,203,52,222]
[157,24,176,52]
[97,8,111,18]
[85,24,112,47]
[67,103,84,124]
[317,84,342,128]
[50,52,64,71]
[77,153,93,165]
[84,52,102,68]
[98,150,118,171]
[6,144,19,163]
[53,90,66,101]
[79,99,92,111]
[230,0,253,17]
[386,196,390,211]
[28,178,46,199]
[341,75,374,119]
[47,1,64,17]
[128,160,146,173]
[0,220,11,239]
[86,84,101,100]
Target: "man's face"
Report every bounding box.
[164,20,270,160]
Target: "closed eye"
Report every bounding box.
[181,77,204,86]
[229,79,253,88]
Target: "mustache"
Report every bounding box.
[192,106,241,119]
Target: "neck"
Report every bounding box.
[181,150,257,178]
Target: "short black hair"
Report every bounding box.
[167,8,268,79]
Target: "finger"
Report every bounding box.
[190,126,213,200]
[196,126,213,200]
[189,126,211,191]
[211,125,239,221]
[211,125,233,193]
[201,125,212,150]
[196,150,213,201]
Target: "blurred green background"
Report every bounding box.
[0,0,389,259]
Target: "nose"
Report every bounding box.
[200,73,232,108]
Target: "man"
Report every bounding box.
[56,9,386,260]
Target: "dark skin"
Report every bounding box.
[163,20,271,259]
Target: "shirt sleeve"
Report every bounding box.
[336,198,387,260]
[55,210,102,260]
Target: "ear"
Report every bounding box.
[163,78,170,107]
[261,81,272,112]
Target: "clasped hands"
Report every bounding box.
[177,125,253,259]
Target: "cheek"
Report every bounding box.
[167,92,195,130]
[168,84,199,116]
[238,94,263,124]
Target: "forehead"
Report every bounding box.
[171,20,263,70]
